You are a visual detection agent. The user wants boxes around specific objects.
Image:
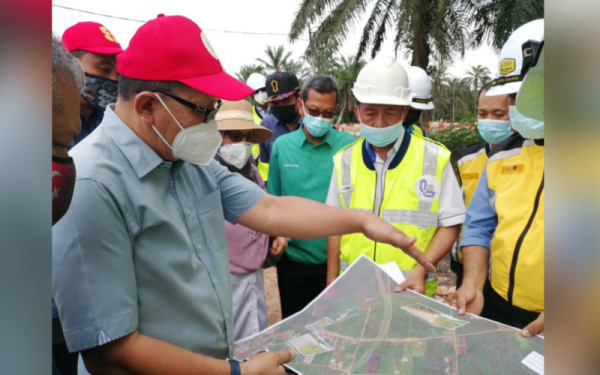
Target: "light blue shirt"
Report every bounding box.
[460,167,498,250]
[52,105,265,360]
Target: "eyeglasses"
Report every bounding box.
[303,101,336,119]
[147,90,223,124]
[224,130,260,143]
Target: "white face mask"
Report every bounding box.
[254,91,268,105]
[152,93,223,166]
[218,142,253,170]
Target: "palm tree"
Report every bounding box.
[256,45,309,80]
[428,63,450,120]
[332,55,366,124]
[464,0,545,50]
[256,46,294,73]
[444,77,471,122]
[235,64,266,84]
[464,65,491,113]
[289,0,544,70]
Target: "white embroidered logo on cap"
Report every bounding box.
[200,32,219,60]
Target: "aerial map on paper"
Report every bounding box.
[234,255,545,375]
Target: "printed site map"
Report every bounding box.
[234,255,545,375]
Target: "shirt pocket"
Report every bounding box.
[194,188,228,256]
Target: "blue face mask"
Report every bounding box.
[358,109,404,147]
[302,101,333,137]
[477,119,512,144]
[509,105,544,139]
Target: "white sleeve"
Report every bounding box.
[325,165,342,208]
[437,163,466,227]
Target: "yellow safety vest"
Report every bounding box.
[408,124,425,138]
[453,142,490,264]
[486,136,544,312]
[333,135,450,296]
[252,105,269,181]
[457,142,490,208]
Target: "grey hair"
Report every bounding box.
[301,75,340,103]
[52,33,85,111]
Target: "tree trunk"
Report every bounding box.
[410,18,430,70]
[337,99,347,125]
[473,78,478,114]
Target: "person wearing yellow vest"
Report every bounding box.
[325,57,465,297]
[246,73,269,162]
[452,19,545,334]
[451,81,514,287]
[402,66,434,138]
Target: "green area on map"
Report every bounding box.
[234,256,544,375]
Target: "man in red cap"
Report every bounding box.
[62,21,123,148]
[53,14,435,375]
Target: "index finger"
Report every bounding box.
[403,244,436,274]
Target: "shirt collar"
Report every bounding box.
[294,123,336,147]
[102,104,165,179]
[365,131,405,163]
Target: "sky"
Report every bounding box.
[52,0,499,79]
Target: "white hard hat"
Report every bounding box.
[352,57,412,106]
[246,73,267,92]
[487,19,544,96]
[406,66,434,110]
[517,38,544,121]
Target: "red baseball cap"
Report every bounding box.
[62,22,124,55]
[117,14,253,101]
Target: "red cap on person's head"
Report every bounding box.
[62,22,124,55]
[117,14,253,101]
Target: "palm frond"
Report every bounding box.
[289,0,345,42]
[370,0,396,58]
[354,0,393,62]
[308,0,370,60]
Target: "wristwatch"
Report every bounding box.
[228,359,241,375]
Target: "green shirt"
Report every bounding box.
[267,126,356,264]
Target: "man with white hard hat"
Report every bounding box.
[326,57,465,297]
[246,72,269,160]
[402,66,435,138]
[246,72,269,125]
[453,19,545,335]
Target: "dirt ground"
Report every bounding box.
[263,253,457,326]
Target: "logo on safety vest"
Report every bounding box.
[414,175,441,203]
[499,58,516,75]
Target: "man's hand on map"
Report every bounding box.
[522,312,544,338]
[395,265,426,294]
[451,283,484,316]
[361,217,436,274]
[240,350,295,375]
[270,237,288,256]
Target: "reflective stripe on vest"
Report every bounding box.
[333,137,450,286]
[337,146,354,208]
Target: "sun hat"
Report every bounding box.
[216,100,273,143]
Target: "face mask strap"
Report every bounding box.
[154,93,185,132]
